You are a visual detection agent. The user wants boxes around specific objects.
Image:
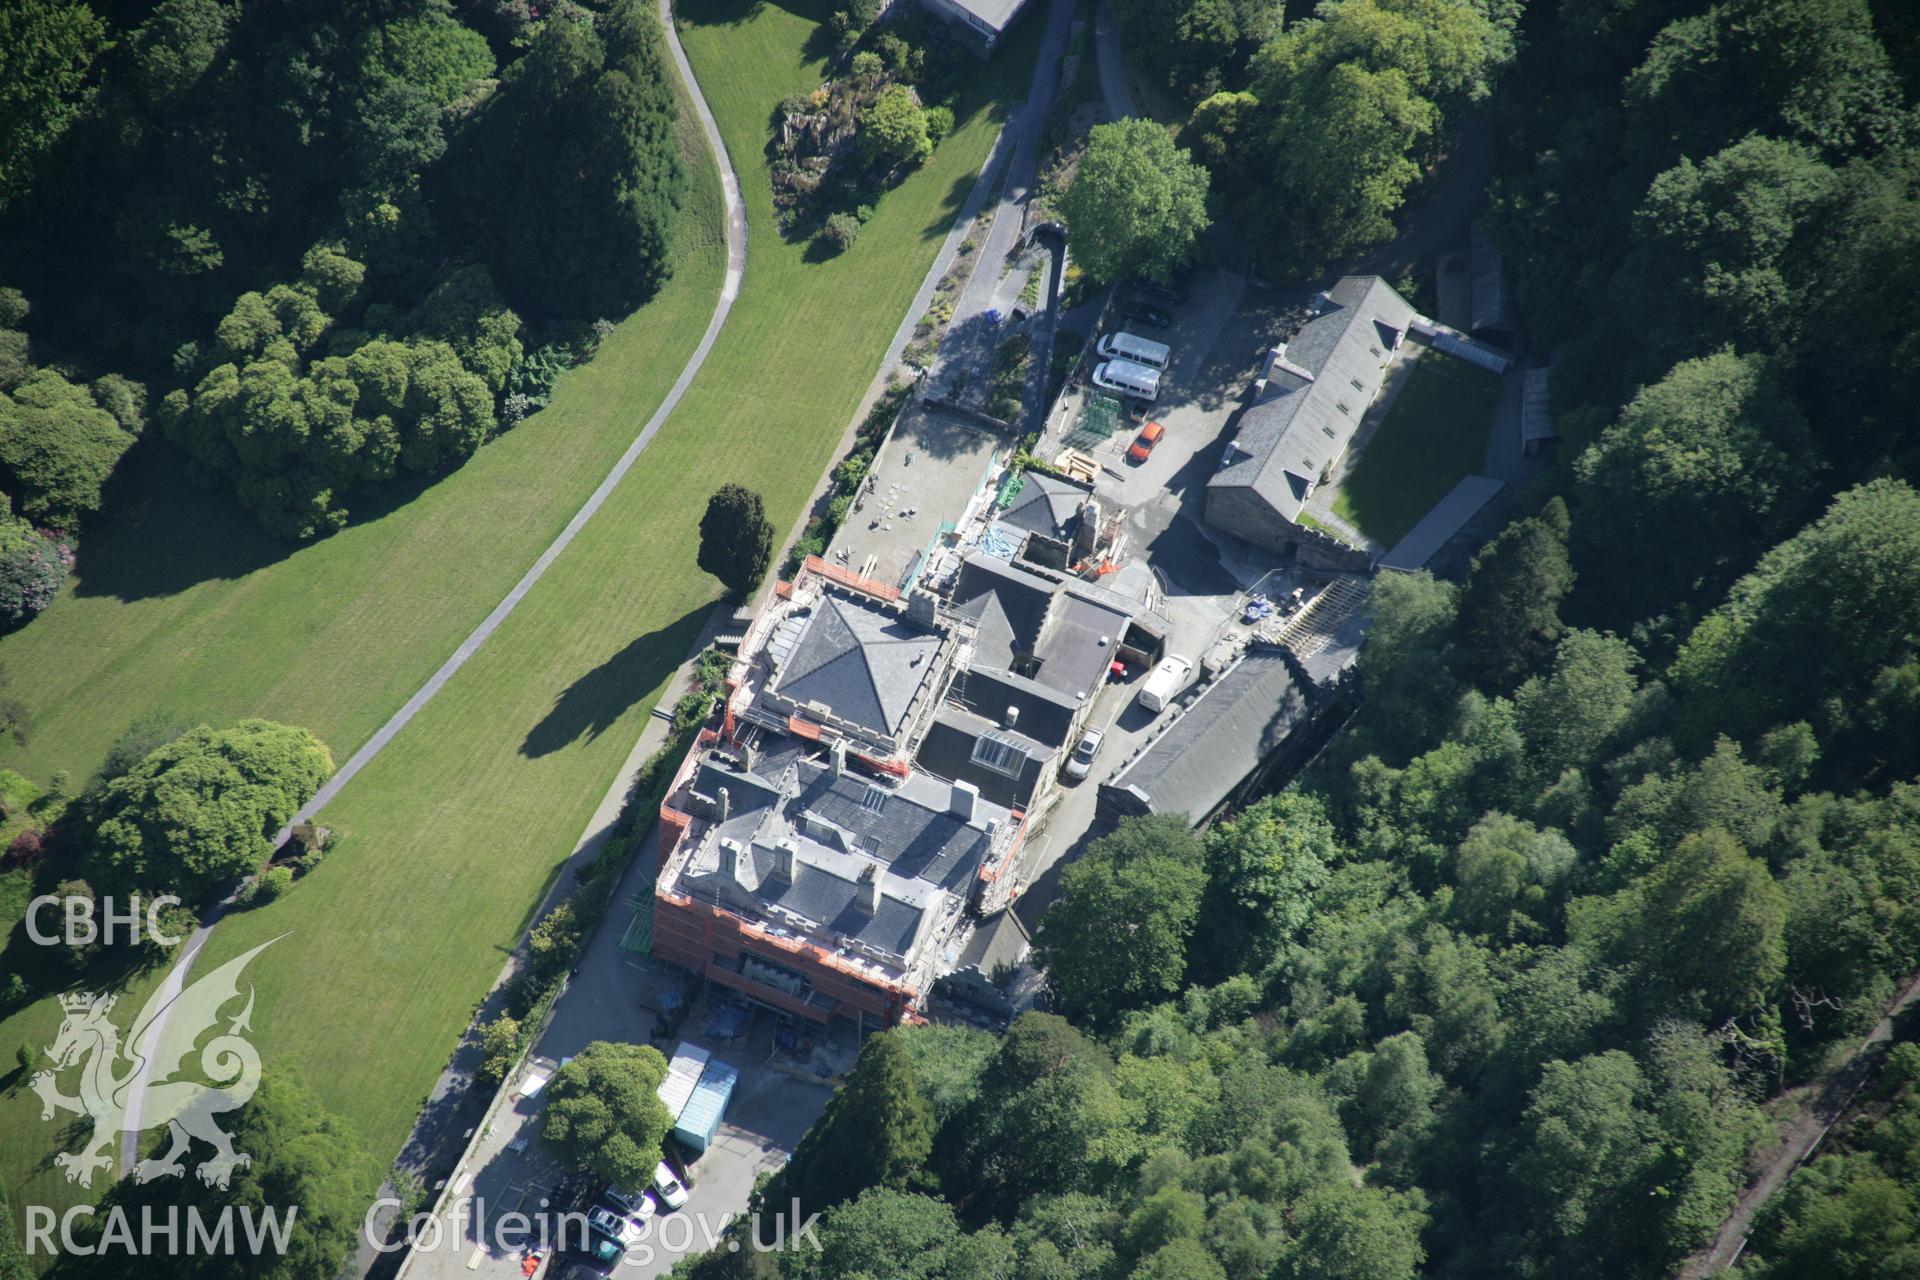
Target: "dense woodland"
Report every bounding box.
[3,0,1919,1277]
[674,1,1920,1279]
[0,0,683,555]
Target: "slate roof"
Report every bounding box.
[951,554,1054,667]
[772,591,942,739]
[949,553,1127,700]
[958,908,1030,974]
[1471,220,1517,336]
[998,472,1089,541]
[682,754,1011,961]
[1209,276,1417,524]
[1108,645,1310,822]
[1521,365,1557,446]
[934,0,1029,34]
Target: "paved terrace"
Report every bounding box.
[828,399,1009,591]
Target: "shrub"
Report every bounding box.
[0,525,72,625]
[828,493,855,527]
[823,212,862,253]
[833,448,873,493]
[242,864,294,905]
[925,105,955,146]
[478,1013,522,1083]
[528,901,582,981]
[4,827,44,867]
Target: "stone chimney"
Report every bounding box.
[905,588,938,629]
[740,743,757,774]
[1004,706,1020,730]
[1073,497,1101,560]
[855,861,880,915]
[830,738,846,778]
[717,786,731,826]
[950,779,979,823]
[719,838,741,884]
[771,838,796,884]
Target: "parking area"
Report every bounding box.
[1011,270,1313,918]
[395,837,833,1280]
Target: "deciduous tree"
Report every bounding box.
[540,1040,673,1191]
[1060,119,1211,285]
[1035,815,1207,1028]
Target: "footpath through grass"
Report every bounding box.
[181,0,1038,1169]
[1332,354,1502,547]
[0,23,729,1232]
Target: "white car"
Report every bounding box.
[587,1206,645,1263]
[653,1160,689,1211]
[1062,728,1104,781]
[602,1185,657,1223]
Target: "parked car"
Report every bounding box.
[602,1185,657,1223]
[1063,728,1104,781]
[1127,421,1165,463]
[653,1160,690,1211]
[1131,275,1187,304]
[1124,303,1172,330]
[586,1206,644,1263]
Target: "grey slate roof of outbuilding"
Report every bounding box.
[1109,645,1311,822]
[1471,220,1517,336]
[934,0,1030,34]
[1209,276,1417,524]
[958,908,1030,974]
[772,591,942,739]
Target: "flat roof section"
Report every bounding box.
[830,399,1006,592]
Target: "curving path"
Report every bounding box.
[119,0,749,1172]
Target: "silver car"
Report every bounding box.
[1063,728,1104,781]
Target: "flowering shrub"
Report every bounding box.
[0,526,73,626]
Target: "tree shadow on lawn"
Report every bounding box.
[72,443,447,604]
[922,169,983,239]
[519,608,709,760]
[678,0,833,29]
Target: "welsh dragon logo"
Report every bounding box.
[31,938,278,1190]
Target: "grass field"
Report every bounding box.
[0,16,732,1232]
[1332,354,1503,547]
[0,0,1045,1213]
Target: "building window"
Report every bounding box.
[1336,400,1352,416]
[1351,377,1364,391]
[1322,425,1337,439]
[860,784,888,814]
[970,729,1029,778]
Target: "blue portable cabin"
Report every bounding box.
[672,1059,739,1156]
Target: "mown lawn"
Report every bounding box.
[0,16,729,1236]
[179,0,1039,1171]
[1332,354,1502,548]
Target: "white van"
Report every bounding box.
[1092,357,1161,402]
[1137,655,1193,713]
[1097,331,1172,370]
